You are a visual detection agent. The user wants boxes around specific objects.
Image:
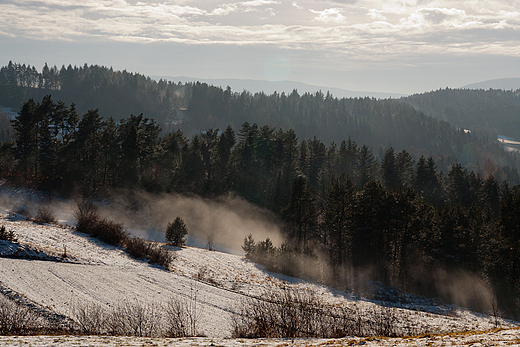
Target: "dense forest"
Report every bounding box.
[3,62,520,318]
[401,88,520,140]
[2,95,520,318]
[1,61,519,176]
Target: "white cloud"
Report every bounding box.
[311,8,346,23]
[1,0,520,62]
[367,9,387,21]
[242,0,278,7]
[401,7,469,26]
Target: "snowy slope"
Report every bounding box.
[1,328,520,347]
[0,211,518,340]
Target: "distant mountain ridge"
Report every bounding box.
[152,76,406,99]
[461,78,520,91]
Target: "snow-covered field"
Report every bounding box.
[0,329,519,346]
[0,200,519,345]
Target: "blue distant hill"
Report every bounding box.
[461,78,520,91]
[152,76,405,99]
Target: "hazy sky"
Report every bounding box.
[1,0,520,94]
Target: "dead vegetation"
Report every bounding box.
[70,295,201,337]
[231,287,429,338]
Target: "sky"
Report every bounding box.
[1,0,520,95]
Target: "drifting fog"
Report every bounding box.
[0,186,283,254]
[0,184,496,313]
[100,190,284,253]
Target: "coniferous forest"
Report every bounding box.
[2,62,520,318]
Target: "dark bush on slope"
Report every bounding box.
[34,206,57,224]
[0,297,39,335]
[123,237,174,268]
[74,200,127,246]
[231,287,421,338]
[75,200,173,267]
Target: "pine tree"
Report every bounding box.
[381,146,399,190]
[324,173,355,266]
[12,98,38,181]
[282,175,318,249]
[166,217,188,247]
[357,145,377,187]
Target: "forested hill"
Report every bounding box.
[401,88,520,140]
[1,61,519,174]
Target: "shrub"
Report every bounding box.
[74,200,99,235]
[147,243,174,268]
[74,200,128,246]
[165,217,188,247]
[123,237,150,259]
[231,288,418,339]
[71,301,108,335]
[0,297,39,335]
[90,218,127,246]
[34,206,57,224]
[123,237,174,268]
[0,225,17,242]
[164,298,190,337]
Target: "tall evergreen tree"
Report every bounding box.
[324,173,355,266]
[381,146,399,190]
[76,109,103,195]
[282,175,318,249]
[11,98,38,181]
[357,145,378,187]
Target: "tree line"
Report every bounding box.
[402,87,520,140]
[1,62,519,176]
[4,95,520,317]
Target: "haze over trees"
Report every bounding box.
[401,88,520,140]
[1,62,519,177]
[1,94,520,318]
[3,63,520,319]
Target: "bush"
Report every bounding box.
[74,200,99,235]
[231,288,420,339]
[164,297,190,337]
[165,217,188,247]
[70,297,198,337]
[123,237,174,268]
[93,219,128,246]
[34,206,57,224]
[71,301,108,335]
[74,200,128,246]
[123,237,150,259]
[0,225,17,242]
[147,244,174,268]
[0,297,39,335]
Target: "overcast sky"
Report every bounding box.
[1,0,520,94]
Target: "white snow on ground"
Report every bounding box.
[0,206,519,345]
[0,328,519,346]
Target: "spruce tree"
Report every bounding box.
[166,217,188,247]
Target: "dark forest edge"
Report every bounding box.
[2,61,520,177]
[2,95,520,320]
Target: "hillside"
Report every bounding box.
[1,328,520,346]
[401,88,520,140]
[461,78,520,91]
[0,193,518,345]
[2,62,519,174]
